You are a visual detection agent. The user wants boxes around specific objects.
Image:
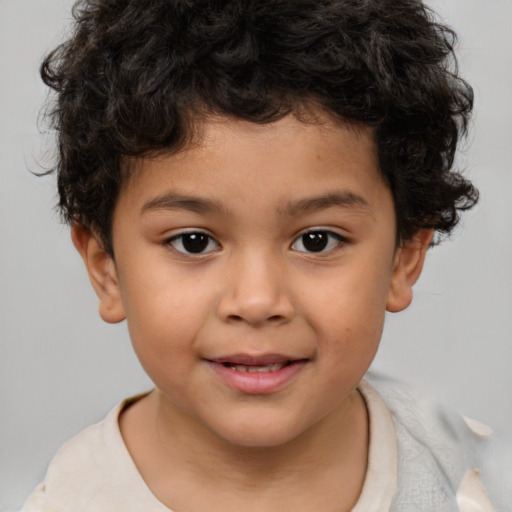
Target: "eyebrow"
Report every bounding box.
[279,191,371,217]
[141,193,225,215]
[140,190,371,217]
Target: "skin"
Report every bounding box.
[73,114,432,512]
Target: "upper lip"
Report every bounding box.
[207,354,307,365]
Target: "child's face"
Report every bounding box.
[78,114,428,447]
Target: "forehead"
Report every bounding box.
[118,114,389,219]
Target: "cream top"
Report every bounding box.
[22,379,398,512]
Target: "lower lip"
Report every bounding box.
[207,360,308,394]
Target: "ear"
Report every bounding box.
[71,223,126,324]
[386,229,434,313]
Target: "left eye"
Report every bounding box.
[167,232,220,254]
[291,230,345,253]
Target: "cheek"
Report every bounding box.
[310,269,391,337]
[126,307,201,402]
[120,255,212,326]
[304,256,393,372]
[118,271,211,376]
[315,299,384,396]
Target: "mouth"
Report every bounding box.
[220,361,295,373]
[206,355,309,394]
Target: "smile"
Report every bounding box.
[222,361,291,373]
[207,356,309,394]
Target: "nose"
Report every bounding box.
[216,250,295,327]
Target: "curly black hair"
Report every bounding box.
[41,0,477,255]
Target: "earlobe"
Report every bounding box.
[71,223,126,324]
[386,229,434,313]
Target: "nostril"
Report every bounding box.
[218,290,295,326]
[226,313,285,325]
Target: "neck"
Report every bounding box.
[120,388,369,512]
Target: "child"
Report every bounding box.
[22,0,510,510]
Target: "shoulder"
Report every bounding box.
[21,398,155,512]
[366,372,512,511]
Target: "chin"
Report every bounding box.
[211,415,307,449]
[223,431,298,449]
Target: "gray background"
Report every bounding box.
[1,0,511,510]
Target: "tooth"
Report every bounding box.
[249,363,286,372]
[226,362,288,372]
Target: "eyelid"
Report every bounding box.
[166,227,215,237]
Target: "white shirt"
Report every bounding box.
[22,379,398,512]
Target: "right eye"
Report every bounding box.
[166,232,220,255]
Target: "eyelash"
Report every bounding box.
[291,230,347,254]
[166,231,220,255]
[165,229,347,256]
